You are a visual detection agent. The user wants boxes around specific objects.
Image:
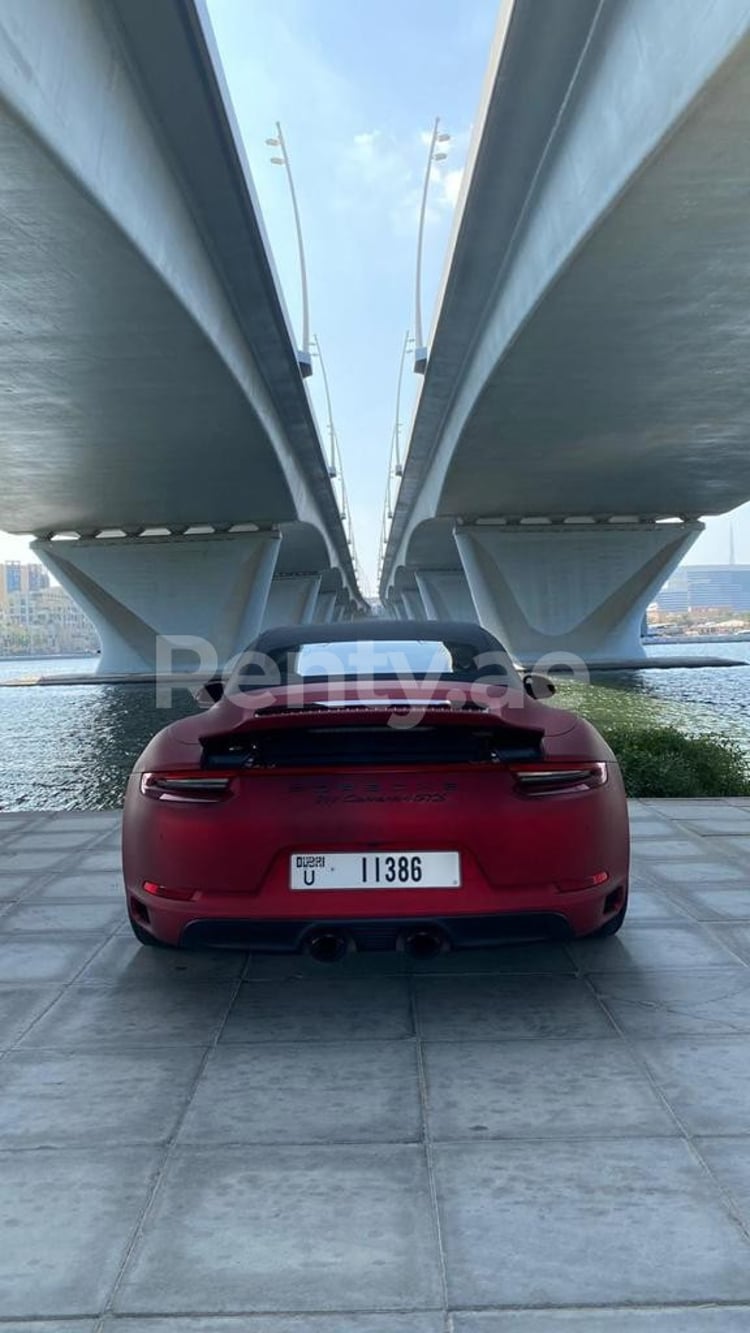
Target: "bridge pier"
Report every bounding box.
[415,569,478,622]
[454,520,704,666]
[312,591,338,624]
[33,531,281,675]
[261,574,322,631]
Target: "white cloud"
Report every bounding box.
[441,166,464,207]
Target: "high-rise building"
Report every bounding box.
[654,565,750,615]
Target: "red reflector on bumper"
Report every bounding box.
[557,870,610,894]
[142,880,195,902]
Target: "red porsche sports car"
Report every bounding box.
[122,622,629,957]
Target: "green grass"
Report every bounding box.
[550,680,750,797]
[599,724,750,798]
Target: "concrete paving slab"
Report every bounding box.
[0,934,102,983]
[712,835,750,853]
[672,888,750,921]
[78,933,247,983]
[0,874,32,901]
[453,1308,750,1330]
[415,975,614,1042]
[632,839,705,858]
[178,1039,422,1144]
[0,1047,205,1146]
[0,986,58,1049]
[636,1034,750,1133]
[0,849,75,873]
[434,1139,750,1308]
[623,887,688,920]
[106,1317,445,1333]
[26,870,124,900]
[2,828,105,849]
[646,859,750,885]
[2,804,750,1323]
[567,922,739,971]
[75,850,123,872]
[0,901,123,932]
[644,800,737,817]
[710,924,750,962]
[0,1146,159,1317]
[696,1137,750,1229]
[422,1038,675,1139]
[18,980,236,1048]
[45,813,120,827]
[591,967,750,1037]
[625,819,676,836]
[220,976,414,1043]
[1,1323,96,1333]
[680,815,750,835]
[114,1144,443,1314]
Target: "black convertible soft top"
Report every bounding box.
[248,620,505,657]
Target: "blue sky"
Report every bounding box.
[204,0,499,592]
[1,0,749,584]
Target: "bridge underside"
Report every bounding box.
[0,99,299,536]
[383,16,750,658]
[0,0,360,665]
[438,22,750,525]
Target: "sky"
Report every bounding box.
[1,0,749,587]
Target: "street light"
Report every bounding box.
[393,329,414,475]
[311,335,338,477]
[266,123,313,378]
[414,118,451,374]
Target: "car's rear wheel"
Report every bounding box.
[128,913,175,949]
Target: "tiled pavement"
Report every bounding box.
[3,802,750,1328]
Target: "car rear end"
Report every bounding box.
[123,684,629,952]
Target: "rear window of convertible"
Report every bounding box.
[232,638,518,689]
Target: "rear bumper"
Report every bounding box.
[178,911,575,950]
[128,879,627,949]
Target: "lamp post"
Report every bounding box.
[413,117,450,374]
[266,122,313,378]
[393,329,414,475]
[311,334,337,478]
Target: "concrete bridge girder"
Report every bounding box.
[414,569,478,623]
[34,531,282,676]
[453,520,704,666]
[35,522,346,674]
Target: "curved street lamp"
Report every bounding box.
[414,117,450,374]
[266,122,313,378]
[309,334,361,581]
[311,334,337,478]
[393,329,414,476]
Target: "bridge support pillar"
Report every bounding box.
[415,569,478,622]
[312,591,338,624]
[454,520,704,665]
[401,587,428,621]
[261,574,322,630]
[33,531,281,675]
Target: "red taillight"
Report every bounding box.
[142,880,195,901]
[510,762,608,796]
[140,772,235,802]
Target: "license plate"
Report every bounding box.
[290,851,461,891]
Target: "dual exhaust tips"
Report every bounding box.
[304,926,448,964]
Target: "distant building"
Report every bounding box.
[654,565,750,615]
[0,560,50,603]
[0,561,98,655]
